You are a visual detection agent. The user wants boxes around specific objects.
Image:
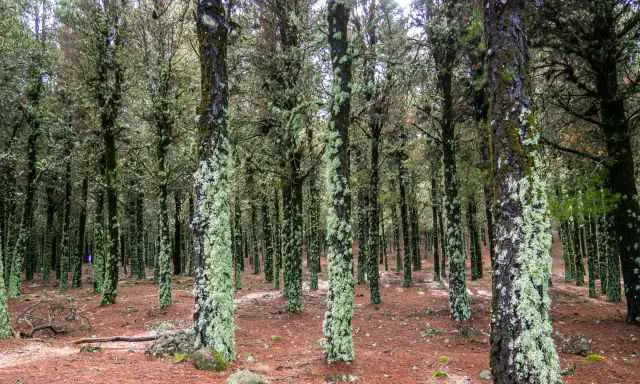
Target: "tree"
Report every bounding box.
[323,0,354,363]
[0,233,11,339]
[485,0,561,382]
[533,0,640,323]
[192,0,235,362]
[9,0,51,298]
[425,0,471,321]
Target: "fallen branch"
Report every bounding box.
[72,335,160,345]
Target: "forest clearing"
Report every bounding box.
[3,0,640,383]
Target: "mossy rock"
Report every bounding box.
[226,369,266,384]
[192,347,229,371]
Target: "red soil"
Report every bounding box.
[0,235,638,383]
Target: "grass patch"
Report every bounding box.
[437,355,450,364]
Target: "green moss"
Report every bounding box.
[212,349,229,371]
[584,353,605,363]
[437,355,450,364]
[271,335,282,342]
[432,370,448,378]
[173,352,189,363]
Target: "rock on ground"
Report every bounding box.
[226,369,266,384]
[191,347,227,371]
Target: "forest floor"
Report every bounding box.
[0,234,638,384]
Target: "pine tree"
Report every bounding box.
[323,0,354,363]
[192,0,235,362]
[485,0,561,382]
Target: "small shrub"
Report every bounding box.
[421,325,443,337]
[437,355,450,364]
[432,370,448,378]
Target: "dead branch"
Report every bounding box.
[72,335,160,345]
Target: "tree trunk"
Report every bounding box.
[273,186,281,289]
[74,177,88,288]
[192,0,234,361]
[468,197,482,280]
[485,1,561,381]
[324,0,354,362]
[173,191,182,276]
[262,200,273,283]
[59,149,72,291]
[431,173,441,282]
[397,140,412,288]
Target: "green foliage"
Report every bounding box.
[421,325,443,337]
[584,353,605,363]
[437,355,450,364]
[432,370,448,378]
[173,352,189,363]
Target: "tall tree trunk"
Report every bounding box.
[355,174,369,284]
[97,0,125,305]
[438,59,470,321]
[262,199,273,283]
[393,204,402,272]
[0,231,10,339]
[431,173,441,282]
[135,192,145,279]
[74,177,88,288]
[485,1,561,381]
[324,0,354,362]
[368,107,382,304]
[273,186,281,289]
[397,139,412,288]
[59,149,72,291]
[192,0,234,362]
[173,191,182,276]
[468,197,482,280]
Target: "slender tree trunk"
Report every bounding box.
[397,142,412,288]
[273,186,281,289]
[468,197,482,280]
[59,157,72,291]
[0,232,11,339]
[431,174,441,282]
[324,0,354,362]
[368,117,382,304]
[135,192,145,279]
[262,200,273,283]
[99,0,124,305]
[439,68,470,321]
[73,177,88,288]
[173,191,182,275]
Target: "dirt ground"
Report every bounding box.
[0,234,638,383]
